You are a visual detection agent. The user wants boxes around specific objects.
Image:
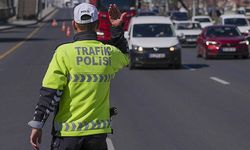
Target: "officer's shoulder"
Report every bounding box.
[55,41,74,52]
[103,43,120,52]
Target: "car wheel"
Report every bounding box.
[203,50,210,59]
[233,55,238,59]
[196,46,202,58]
[129,56,136,70]
[174,63,182,69]
[197,53,202,58]
[242,55,249,59]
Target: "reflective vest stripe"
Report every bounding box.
[69,74,115,83]
[54,120,110,132]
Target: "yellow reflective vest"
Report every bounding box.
[42,40,128,136]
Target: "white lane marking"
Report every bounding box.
[183,65,196,71]
[210,77,230,85]
[106,137,115,150]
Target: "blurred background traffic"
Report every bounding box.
[2,0,250,22]
[1,0,250,150]
[3,0,249,68]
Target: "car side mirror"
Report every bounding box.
[242,32,249,36]
[245,35,250,41]
[124,31,129,39]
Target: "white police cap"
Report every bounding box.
[74,3,98,24]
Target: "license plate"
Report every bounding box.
[223,47,236,52]
[187,38,196,42]
[149,53,166,58]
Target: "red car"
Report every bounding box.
[90,0,136,42]
[197,25,249,59]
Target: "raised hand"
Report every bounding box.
[108,4,126,27]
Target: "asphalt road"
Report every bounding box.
[1,8,250,150]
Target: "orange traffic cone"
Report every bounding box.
[66,26,71,37]
[51,19,58,27]
[61,22,66,32]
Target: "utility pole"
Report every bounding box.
[177,0,188,11]
[213,0,217,8]
[197,0,199,15]
[192,0,195,16]
[165,0,169,12]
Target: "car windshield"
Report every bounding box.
[133,24,174,37]
[224,18,248,26]
[176,23,201,30]
[194,18,211,22]
[206,27,241,37]
[97,0,135,11]
[246,8,250,13]
[171,12,188,20]
[137,12,156,16]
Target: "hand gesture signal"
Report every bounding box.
[108,4,126,27]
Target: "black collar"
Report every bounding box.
[73,31,97,41]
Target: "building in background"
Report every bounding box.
[53,0,87,8]
[0,0,52,21]
[0,0,16,21]
[151,0,250,16]
[17,0,39,19]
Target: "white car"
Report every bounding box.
[245,7,250,16]
[192,15,214,28]
[218,14,250,34]
[124,16,182,69]
[173,20,202,45]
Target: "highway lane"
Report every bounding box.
[0,8,74,150]
[1,8,250,150]
[0,27,36,54]
[110,48,250,150]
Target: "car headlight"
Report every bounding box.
[206,41,218,45]
[239,40,249,45]
[169,44,181,52]
[132,45,144,52]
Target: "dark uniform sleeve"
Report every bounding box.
[28,87,62,128]
[109,24,129,54]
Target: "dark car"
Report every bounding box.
[197,25,249,59]
[136,11,157,16]
[169,11,189,21]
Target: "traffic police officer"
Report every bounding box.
[28,3,128,150]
